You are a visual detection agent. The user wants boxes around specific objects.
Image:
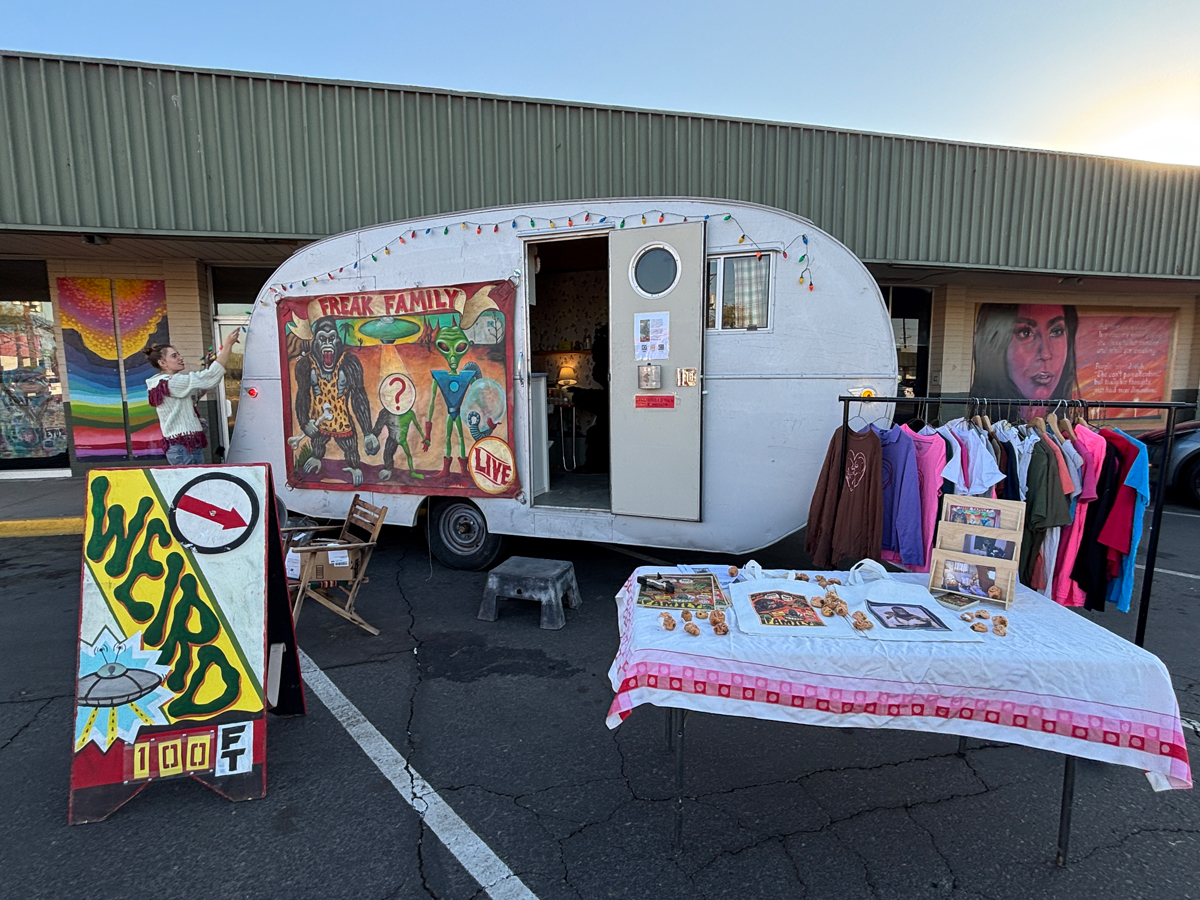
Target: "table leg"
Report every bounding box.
[1055,756,1077,867]
[956,736,968,757]
[665,706,674,751]
[673,708,688,853]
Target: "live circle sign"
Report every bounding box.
[468,437,516,494]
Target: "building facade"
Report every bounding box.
[1,51,1198,476]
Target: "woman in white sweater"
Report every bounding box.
[144,331,240,465]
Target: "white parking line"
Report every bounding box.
[1164,509,1200,520]
[298,650,540,900]
[1135,564,1200,581]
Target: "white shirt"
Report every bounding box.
[146,362,225,440]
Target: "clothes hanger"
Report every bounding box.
[1059,400,1077,441]
[1045,405,1063,441]
[906,399,926,432]
[969,396,984,431]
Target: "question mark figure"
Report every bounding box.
[372,374,424,480]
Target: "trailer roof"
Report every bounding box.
[2,50,1198,280]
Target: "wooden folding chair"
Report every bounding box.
[283,494,388,635]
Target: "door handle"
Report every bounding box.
[517,351,525,385]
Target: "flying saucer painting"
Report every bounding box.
[74,628,171,753]
[358,316,421,344]
[77,661,161,707]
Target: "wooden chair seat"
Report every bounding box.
[281,495,388,635]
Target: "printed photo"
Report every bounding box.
[866,601,950,631]
[749,590,826,628]
[963,534,1017,561]
[937,560,1003,600]
[636,574,720,610]
[947,504,1002,528]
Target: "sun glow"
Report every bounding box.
[1051,77,1200,167]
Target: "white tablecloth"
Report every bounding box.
[606,567,1192,791]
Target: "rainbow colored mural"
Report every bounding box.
[57,278,169,458]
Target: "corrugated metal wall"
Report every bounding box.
[2,52,1199,278]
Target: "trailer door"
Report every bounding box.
[609,222,705,521]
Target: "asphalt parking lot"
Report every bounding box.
[3,506,1200,900]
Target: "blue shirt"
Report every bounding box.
[1105,429,1149,613]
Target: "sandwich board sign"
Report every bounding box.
[70,463,304,824]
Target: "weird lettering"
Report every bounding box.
[85,475,243,720]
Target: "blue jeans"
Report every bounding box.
[165,443,205,465]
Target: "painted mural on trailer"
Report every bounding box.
[71,466,270,823]
[969,303,1173,420]
[276,281,519,497]
[57,278,170,458]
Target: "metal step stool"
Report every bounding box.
[478,557,582,630]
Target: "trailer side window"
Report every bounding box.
[706,254,771,331]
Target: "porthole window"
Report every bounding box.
[630,243,681,299]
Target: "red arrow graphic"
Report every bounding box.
[176,494,247,530]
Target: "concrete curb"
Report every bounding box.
[0,517,85,537]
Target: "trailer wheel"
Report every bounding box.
[427,498,505,570]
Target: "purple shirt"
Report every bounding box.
[872,424,925,566]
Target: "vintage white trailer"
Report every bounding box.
[228,198,897,568]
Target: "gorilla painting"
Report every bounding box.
[293,317,379,485]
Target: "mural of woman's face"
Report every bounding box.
[1005,304,1068,400]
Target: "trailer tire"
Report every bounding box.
[427,498,505,571]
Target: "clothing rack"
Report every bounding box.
[836,394,1195,866]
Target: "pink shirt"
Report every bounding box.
[1053,424,1106,607]
[901,424,946,572]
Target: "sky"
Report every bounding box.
[4,0,1199,166]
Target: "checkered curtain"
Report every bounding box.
[725,257,770,328]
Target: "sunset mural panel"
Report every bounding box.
[57,278,168,458]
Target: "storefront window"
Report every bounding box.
[0,262,68,469]
[211,267,274,449]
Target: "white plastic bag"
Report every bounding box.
[846,558,891,585]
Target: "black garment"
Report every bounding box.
[999,439,1021,501]
[939,433,956,498]
[1071,441,1121,611]
[572,323,610,473]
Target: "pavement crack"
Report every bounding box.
[904,807,961,895]
[0,697,53,753]
[1067,826,1200,867]
[0,693,71,705]
[414,817,440,899]
[319,652,410,672]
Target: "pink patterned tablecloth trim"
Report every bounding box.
[607,570,1192,789]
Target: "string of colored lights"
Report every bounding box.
[265,207,816,294]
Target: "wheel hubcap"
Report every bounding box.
[440,504,486,553]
